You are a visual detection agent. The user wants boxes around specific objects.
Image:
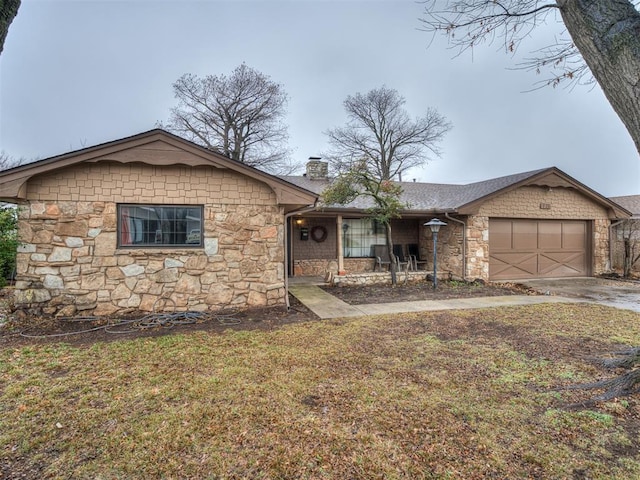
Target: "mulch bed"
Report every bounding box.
[320,279,537,304]
[0,281,536,347]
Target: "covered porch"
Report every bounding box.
[287,213,466,281]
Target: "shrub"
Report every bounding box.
[0,206,18,286]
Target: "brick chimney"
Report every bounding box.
[305,157,328,180]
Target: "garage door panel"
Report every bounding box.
[540,261,586,276]
[491,253,538,276]
[562,222,587,249]
[538,222,562,249]
[490,221,513,249]
[489,220,588,280]
[539,252,586,275]
[512,221,538,249]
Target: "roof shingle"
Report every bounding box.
[280,168,550,212]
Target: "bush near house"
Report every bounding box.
[0,206,17,286]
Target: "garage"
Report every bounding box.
[489,219,589,280]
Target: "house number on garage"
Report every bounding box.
[539,203,551,210]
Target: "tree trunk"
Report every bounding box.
[624,237,632,277]
[559,0,640,154]
[385,222,398,285]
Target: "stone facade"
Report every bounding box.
[293,258,376,277]
[14,162,287,315]
[331,270,430,287]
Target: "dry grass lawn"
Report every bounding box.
[2,303,640,479]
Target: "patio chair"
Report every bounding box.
[392,244,412,272]
[372,244,392,271]
[407,243,429,271]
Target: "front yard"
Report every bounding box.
[2,302,640,479]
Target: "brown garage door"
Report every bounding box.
[489,219,588,280]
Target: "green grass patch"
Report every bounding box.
[1,303,640,478]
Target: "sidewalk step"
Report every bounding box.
[289,284,586,319]
[288,285,365,319]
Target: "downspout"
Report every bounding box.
[284,204,318,309]
[445,212,467,281]
[608,219,626,273]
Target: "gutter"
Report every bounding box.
[444,212,467,281]
[283,204,318,309]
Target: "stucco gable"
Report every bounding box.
[0,130,317,210]
[90,139,227,168]
[457,167,630,219]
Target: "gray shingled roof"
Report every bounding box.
[279,168,549,212]
[610,195,640,217]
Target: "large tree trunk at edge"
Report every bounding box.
[559,0,640,154]
[0,0,20,55]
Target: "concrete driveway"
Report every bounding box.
[516,277,640,312]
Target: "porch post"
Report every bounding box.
[337,215,345,274]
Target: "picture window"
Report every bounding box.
[118,205,203,248]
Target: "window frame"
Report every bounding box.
[343,218,387,258]
[117,204,204,249]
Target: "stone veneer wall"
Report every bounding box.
[293,258,375,277]
[331,270,430,286]
[420,221,466,280]
[14,162,286,315]
[464,215,489,280]
[593,218,611,275]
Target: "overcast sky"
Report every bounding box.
[1,0,638,197]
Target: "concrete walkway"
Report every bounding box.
[288,284,584,320]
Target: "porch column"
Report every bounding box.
[337,215,344,274]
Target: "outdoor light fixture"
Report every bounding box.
[295,218,304,226]
[424,218,447,289]
[342,223,349,258]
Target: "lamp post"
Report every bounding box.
[342,222,349,258]
[424,218,447,290]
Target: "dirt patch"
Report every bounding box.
[321,279,536,304]
[0,293,316,348]
[0,281,536,347]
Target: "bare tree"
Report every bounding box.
[618,219,640,278]
[324,86,451,181]
[420,1,640,154]
[165,63,295,174]
[324,86,450,285]
[0,151,22,171]
[0,0,20,55]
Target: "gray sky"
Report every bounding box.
[1,0,638,197]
